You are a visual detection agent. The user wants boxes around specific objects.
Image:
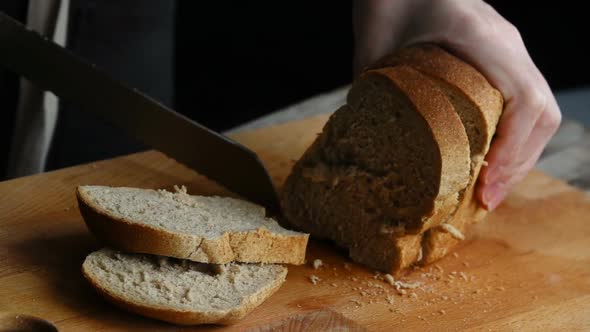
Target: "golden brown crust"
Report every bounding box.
[77,188,308,265]
[371,44,504,265]
[366,66,471,209]
[81,262,287,325]
[370,43,503,152]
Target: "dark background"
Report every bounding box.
[175,1,355,131]
[175,1,589,130]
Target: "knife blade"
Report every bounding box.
[0,12,279,212]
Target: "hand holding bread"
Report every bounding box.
[353,0,561,210]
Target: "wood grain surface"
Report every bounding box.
[0,115,589,331]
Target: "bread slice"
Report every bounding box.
[280,65,471,273]
[77,185,308,265]
[370,44,503,263]
[82,248,287,325]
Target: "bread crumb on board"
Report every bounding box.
[459,272,469,281]
[384,274,395,286]
[309,275,321,285]
[386,294,395,305]
[440,223,465,240]
[312,259,323,269]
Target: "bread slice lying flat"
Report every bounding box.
[281,44,503,274]
[82,248,287,325]
[77,185,308,265]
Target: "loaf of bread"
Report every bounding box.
[82,248,287,325]
[77,185,308,265]
[281,44,503,274]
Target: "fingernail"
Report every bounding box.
[483,183,507,211]
[485,165,503,185]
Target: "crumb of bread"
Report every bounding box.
[387,295,395,305]
[410,292,418,299]
[417,247,423,262]
[439,309,446,315]
[384,274,395,286]
[482,160,489,166]
[460,272,468,281]
[452,252,459,258]
[173,184,187,193]
[395,280,422,289]
[344,263,351,271]
[463,261,470,267]
[312,259,323,269]
[331,283,337,287]
[440,223,465,240]
[496,286,506,291]
[309,275,320,285]
[331,177,340,187]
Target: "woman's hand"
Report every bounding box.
[354,0,562,210]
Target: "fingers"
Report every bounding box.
[428,2,563,209]
[476,102,561,211]
[477,96,561,210]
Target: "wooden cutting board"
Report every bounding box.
[1,114,589,331]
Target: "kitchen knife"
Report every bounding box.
[0,12,280,212]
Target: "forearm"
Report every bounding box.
[353,0,424,73]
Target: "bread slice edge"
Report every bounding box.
[77,186,309,265]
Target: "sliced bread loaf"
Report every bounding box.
[281,65,471,273]
[82,248,287,325]
[370,44,503,264]
[77,185,308,265]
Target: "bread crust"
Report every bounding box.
[282,45,503,274]
[370,44,504,265]
[370,43,503,151]
[81,257,287,325]
[281,66,470,274]
[77,187,308,265]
